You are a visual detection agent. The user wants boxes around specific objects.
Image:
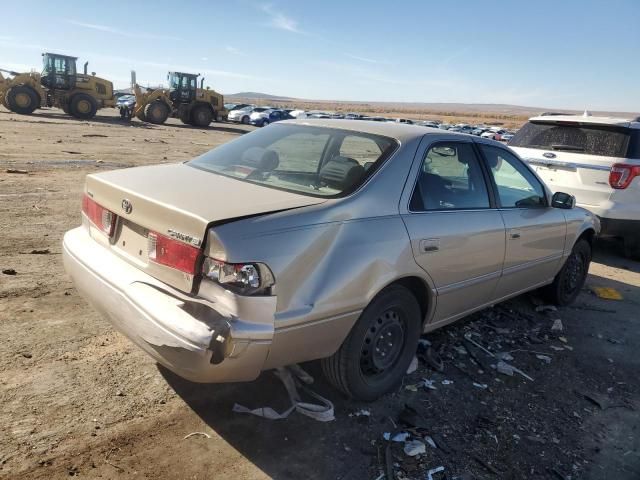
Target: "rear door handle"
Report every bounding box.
[419,238,440,253]
[509,230,522,239]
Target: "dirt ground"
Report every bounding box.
[1,108,639,480]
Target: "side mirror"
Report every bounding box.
[551,192,576,209]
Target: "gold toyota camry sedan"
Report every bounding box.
[63,120,599,401]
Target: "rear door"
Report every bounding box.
[477,143,567,300]
[509,121,633,210]
[401,136,506,324]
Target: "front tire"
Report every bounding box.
[69,93,97,119]
[241,115,250,124]
[544,239,591,306]
[6,86,39,114]
[321,285,421,401]
[144,101,169,124]
[261,119,270,127]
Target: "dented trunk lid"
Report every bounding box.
[85,163,326,292]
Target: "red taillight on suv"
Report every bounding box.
[148,231,200,275]
[609,163,640,189]
[82,194,116,236]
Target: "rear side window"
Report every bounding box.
[339,136,383,166]
[509,122,632,158]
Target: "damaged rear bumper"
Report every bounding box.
[62,227,274,383]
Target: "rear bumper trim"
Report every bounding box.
[62,227,273,383]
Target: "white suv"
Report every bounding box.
[510,113,640,259]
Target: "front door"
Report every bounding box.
[401,138,506,324]
[477,143,567,300]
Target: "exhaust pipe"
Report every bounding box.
[83,61,88,75]
[200,77,204,89]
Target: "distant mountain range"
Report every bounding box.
[225,92,638,118]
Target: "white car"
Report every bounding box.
[481,128,506,141]
[510,113,640,258]
[228,107,271,124]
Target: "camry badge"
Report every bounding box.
[167,229,202,247]
[121,199,133,214]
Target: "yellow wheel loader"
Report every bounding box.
[0,53,115,119]
[133,72,227,127]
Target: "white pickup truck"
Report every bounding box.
[510,113,640,259]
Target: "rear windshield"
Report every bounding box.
[509,121,634,158]
[188,124,398,198]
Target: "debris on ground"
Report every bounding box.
[535,305,558,313]
[2,268,17,275]
[426,466,445,479]
[233,365,334,422]
[30,249,50,255]
[406,355,419,374]
[551,319,564,331]
[183,432,211,440]
[536,354,552,364]
[403,439,426,456]
[6,168,28,174]
[591,286,623,300]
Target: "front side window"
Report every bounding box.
[480,145,546,208]
[410,142,491,211]
[189,124,397,197]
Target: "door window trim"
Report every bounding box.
[407,140,497,213]
[476,143,549,209]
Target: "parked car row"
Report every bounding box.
[224,103,517,140]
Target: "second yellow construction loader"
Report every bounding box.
[132,71,227,127]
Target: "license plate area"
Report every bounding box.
[113,219,151,264]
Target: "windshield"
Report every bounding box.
[188,124,398,198]
[509,121,632,158]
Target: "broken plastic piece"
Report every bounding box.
[422,379,437,390]
[404,439,426,456]
[427,466,445,480]
[406,355,418,374]
[535,305,558,313]
[232,365,334,422]
[551,319,563,332]
[536,354,552,364]
[383,431,410,442]
[183,432,211,439]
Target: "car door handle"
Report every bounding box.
[419,238,440,253]
[509,230,522,239]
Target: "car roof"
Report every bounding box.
[529,114,640,129]
[280,118,474,141]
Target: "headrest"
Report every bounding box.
[241,147,279,171]
[320,157,365,191]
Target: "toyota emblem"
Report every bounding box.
[543,152,556,159]
[121,199,133,214]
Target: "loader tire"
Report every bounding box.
[144,101,169,124]
[191,105,212,127]
[69,93,97,119]
[6,86,39,114]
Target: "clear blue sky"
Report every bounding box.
[2,0,639,111]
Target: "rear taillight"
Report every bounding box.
[609,163,640,189]
[148,231,200,275]
[82,194,116,236]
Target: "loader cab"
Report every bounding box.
[41,53,77,91]
[168,71,197,104]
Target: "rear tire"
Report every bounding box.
[321,285,421,401]
[623,237,640,261]
[69,93,97,119]
[262,119,270,127]
[191,105,212,127]
[144,101,169,124]
[543,239,591,306]
[6,86,39,114]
